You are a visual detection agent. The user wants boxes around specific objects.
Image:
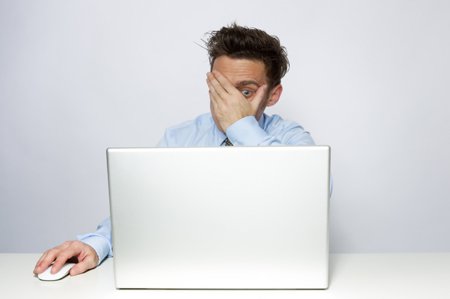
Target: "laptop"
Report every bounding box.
[107,146,330,289]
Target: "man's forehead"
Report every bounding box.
[212,56,267,84]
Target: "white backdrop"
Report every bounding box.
[1,0,449,253]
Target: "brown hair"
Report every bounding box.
[205,23,289,88]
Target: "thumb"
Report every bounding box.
[250,84,268,112]
[69,257,97,276]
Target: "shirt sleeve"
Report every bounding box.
[77,218,113,264]
[225,116,315,146]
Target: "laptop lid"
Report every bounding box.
[107,146,330,289]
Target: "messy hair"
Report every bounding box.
[205,23,289,88]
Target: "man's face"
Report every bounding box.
[211,56,272,120]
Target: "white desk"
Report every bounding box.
[2,253,449,299]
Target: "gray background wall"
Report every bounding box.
[1,0,449,253]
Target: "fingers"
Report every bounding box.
[207,71,233,98]
[207,72,228,119]
[209,97,224,132]
[33,241,70,274]
[207,72,226,104]
[34,251,49,271]
[33,240,98,276]
[33,254,47,274]
[207,78,220,103]
[51,243,83,273]
[207,71,243,104]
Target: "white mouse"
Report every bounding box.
[37,263,76,281]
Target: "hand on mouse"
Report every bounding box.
[33,240,99,276]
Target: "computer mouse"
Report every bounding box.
[37,263,76,281]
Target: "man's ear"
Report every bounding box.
[266,84,283,107]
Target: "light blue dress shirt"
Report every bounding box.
[78,113,315,263]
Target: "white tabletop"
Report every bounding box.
[2,253,449,299]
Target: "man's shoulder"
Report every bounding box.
[166,113,214,133]
[263,113,302,130]
[263,113,314,145]
[159,113,216,147]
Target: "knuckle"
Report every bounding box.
[44,248,58,258]
[56,250,75,261]
[64,240,81,249]
[65,241,76,248]
[84,244,97,256]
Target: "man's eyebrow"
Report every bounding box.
[236,80,260,88]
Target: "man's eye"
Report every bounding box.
[241,90,253,97]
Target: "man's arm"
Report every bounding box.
[76,217,113,263]
[225,115,315,146]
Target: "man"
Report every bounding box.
[33,23,314,277]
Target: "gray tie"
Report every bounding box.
[221,137,233,146]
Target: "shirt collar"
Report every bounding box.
[258,113,266,129]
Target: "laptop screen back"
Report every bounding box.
[107,146,330,289]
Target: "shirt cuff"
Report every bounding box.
[226,116,268,146]
[77,234,112,265]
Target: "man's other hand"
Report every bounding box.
[33,240,99,276]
